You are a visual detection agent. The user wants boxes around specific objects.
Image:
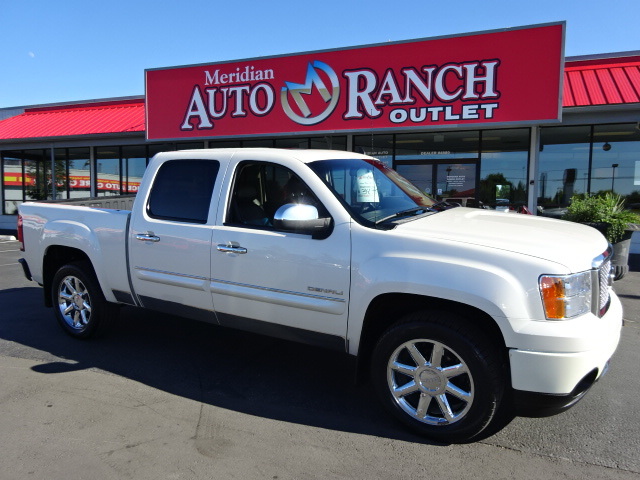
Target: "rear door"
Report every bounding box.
[128,157,223,322]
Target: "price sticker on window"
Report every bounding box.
[356,169,379,202]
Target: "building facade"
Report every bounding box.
[1,30,639,250]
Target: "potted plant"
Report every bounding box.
[563,192,640,280]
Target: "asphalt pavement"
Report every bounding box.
[0,238,638,480]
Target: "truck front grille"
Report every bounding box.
[594,248,613,317]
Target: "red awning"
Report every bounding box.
[0,99,145,140]
[563,55,640,107]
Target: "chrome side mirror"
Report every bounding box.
[273,204,332,237]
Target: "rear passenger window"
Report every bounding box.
[147,160,219,223]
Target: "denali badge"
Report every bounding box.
[308,286,344,296]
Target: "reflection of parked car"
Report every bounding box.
[443,197,477,207]
[538,207,568,219]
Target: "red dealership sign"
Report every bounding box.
[145,23,564,140]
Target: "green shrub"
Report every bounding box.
[564,193,640,243]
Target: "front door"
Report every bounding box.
[210,160,350,349]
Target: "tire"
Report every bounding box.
[51,261,117,339]
[371,311,506,443]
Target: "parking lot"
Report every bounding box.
[0,236,639,480]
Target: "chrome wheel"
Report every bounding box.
[387,338,474,426]
[57,275,93,331]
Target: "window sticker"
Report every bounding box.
[356,169,379,202]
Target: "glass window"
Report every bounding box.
[395,131,479,161]
[353,134,393,167]
[479,129,529,210]
[147,160,220,223]
[227,161,326,228]
[274,137,309,149]
[2,151,24,214]
[95,147,121,196]
[242,139,275,148]
[591,124,640,203]
[23,149,51,201]
[176,142,205,150]
[209,140,242,149]
[67,147,91,199]
[122,145,147,195]
[395,164,433,195]
[310,136,347,151]
[148,143,175,158]
[539,126,591,209]
[309,158,436,228]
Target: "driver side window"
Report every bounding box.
[227,161,326,228]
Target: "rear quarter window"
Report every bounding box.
[147,159,220,223]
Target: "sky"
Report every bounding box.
[1,0,639,109]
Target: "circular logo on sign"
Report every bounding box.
[281,60,340,126]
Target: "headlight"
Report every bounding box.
[539,271,592,320]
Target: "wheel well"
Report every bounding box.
[356,293,508,381]
[42,246,93,307]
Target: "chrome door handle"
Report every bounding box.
[136,233,160,243]
[216,244,247,254]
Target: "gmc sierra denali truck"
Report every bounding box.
[17,148,622,442]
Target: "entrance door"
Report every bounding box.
[396,161,478,207]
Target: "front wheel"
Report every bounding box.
[371,311,506,443]
[51,261,117,339]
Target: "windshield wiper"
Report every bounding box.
[374,207,429,225]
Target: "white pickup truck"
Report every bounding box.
[17,148,622,443]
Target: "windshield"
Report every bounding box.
[309,158,438,228]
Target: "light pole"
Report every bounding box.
[611,163,619,192]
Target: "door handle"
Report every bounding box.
[216,244,247,254]
[136,233,160,243]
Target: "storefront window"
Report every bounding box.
[122,145,146,195]
[243,139,275,148]
[394,131,479,203]
[395,131,479,161]
[353,134,393,167]
[590,124,640,204]
[2,151,24,214]
[148,143,176,158]
[274,138,308,149]
[310,136,347,150]
[67,147,91,199]
[96,147,121,196]
[539,126,591,209]
[23,149,53,201]
[479,129,529,210]
[175,142,205,150]
[209,140,242,149]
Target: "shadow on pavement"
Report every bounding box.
[0,286,447,446]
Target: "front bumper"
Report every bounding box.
[509,292,622,399]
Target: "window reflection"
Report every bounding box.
[2,151,25,214]
[539,126,590,209]
[591,124,640,203]
[479,129,529,210]
[96,147,121,196]
[67,148,91,199]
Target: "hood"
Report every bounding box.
[395,208,609,272]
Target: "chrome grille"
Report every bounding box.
[593,248,613,317]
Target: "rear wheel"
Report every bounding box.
[371,311,506,443]
[51,261,117,338]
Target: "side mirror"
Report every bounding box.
[273,204,332,237]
